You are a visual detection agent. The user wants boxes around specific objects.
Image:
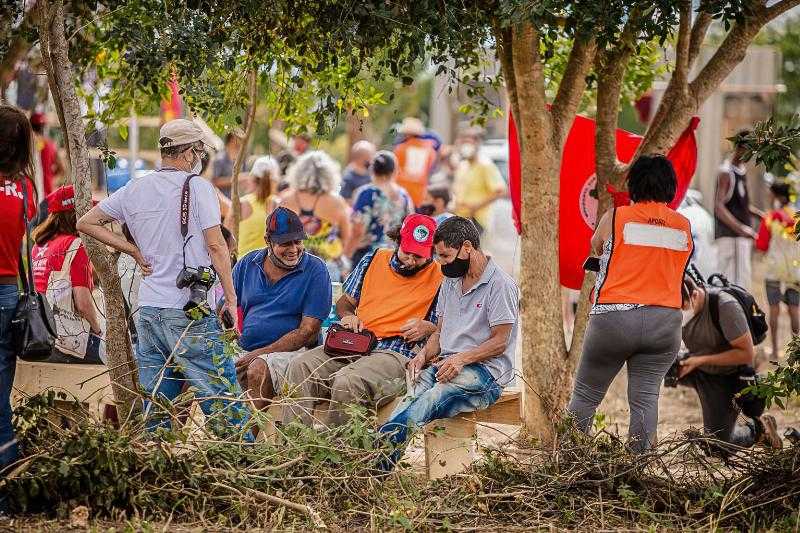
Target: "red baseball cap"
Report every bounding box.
[30,112,46,127]
[46,185,97,213]
[399,213,437,259]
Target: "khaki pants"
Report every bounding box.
[282,345,407,426]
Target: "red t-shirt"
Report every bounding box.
[0,177,37,278]
[39,138,59,196]
[31,234,94,294]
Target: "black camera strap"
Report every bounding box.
[179,173,200,270]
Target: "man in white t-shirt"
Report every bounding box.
[77,119,248,434]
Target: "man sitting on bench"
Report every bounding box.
[233,207,332,410]
[282,213,442,426]
[378,216,519,470]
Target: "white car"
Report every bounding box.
[677,189,717,279]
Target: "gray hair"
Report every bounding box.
[287,150,341,194]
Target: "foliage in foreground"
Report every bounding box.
[3,394,800,531]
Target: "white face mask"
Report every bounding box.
[190,150,203,175]
[681,308,695,326]
[459,143,476,160]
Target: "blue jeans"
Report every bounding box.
[136,306,249,436]
[0,284,20,470]
[378,362,502,470]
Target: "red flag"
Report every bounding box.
[508,113,699,290]
[160,79,183,122]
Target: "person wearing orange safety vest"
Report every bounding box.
[394,117,440,206]
[567,154,693,453]
[282,213,443,427]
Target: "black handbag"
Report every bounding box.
[11,179,57,361]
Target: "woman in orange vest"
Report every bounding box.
[567,154,693,452]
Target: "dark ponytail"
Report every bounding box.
[0,105,35,181]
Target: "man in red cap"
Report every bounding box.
[378,216,519,470]
[282,213,443,427]
[30,112,65,196]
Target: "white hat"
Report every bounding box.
[159,119,205,149]
[398,117,426,136]
[250,156,280,181]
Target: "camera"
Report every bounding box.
[176,266,216,321]
[664,352,689,388]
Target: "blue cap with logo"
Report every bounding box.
[265,206,308,244]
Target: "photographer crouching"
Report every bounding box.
[77,119,248,435]
[670,275,782,452]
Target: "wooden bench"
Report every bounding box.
[376,389,521,479]
[258,389,522,479]
[11,361,115,419]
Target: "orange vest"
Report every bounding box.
[596,202,693,309]
[395,137,438,206]
[356,248,443,338]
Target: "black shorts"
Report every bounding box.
[765,280,800,306]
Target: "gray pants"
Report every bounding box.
[567,306,681,452]
[282,345,407,426]
[679,370,757,448]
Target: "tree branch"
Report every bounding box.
[767,0,800,19]
[495,24,521,140]
[688,10,712,67]
[673,0,692,88]
[230,68,258,243]
[511,23,550,140]
[594,42,635,187]
[689,3,768,105]
[550,34,597,148]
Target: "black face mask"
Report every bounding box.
[441,245,470,278]
[391,250,431,277]
[416,204,436,216]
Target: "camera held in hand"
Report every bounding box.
[176,266,216,321]
[664,352,689,388]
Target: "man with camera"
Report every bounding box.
[77,119,247,432]
[671,275,782,451]
[281,213,442,427]
[233,207,333,410]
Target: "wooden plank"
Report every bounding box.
[424,415,477,479]
[12,361,114,418]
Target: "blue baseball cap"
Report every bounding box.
[265,206,307,244]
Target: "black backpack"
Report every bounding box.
[706,274,768,346]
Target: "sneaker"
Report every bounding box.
[757,415,783,449]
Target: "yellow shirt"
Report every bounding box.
[453,157,505,228]
[238,193,269,257]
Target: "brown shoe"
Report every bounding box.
[757,415,783,449]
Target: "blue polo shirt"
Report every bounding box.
[233,249,332,351]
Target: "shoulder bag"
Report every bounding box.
[11,179,58,361]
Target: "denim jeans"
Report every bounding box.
[136,306,249,436]
[0,284,20,470]
[378,362,501,470]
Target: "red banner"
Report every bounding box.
[508,113,699,290]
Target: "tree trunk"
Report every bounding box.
[511,23,567,446]
[37,0,139,417]
[230,69,258,243]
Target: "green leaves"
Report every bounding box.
[732,116,800,173]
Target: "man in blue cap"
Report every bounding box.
[234,207,332,410]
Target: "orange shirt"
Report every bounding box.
[356,249,442,338]
[395,137,438,206]
[596,202,693,309]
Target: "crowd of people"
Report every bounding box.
[0,106,516,471]
[1,100,798,475]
